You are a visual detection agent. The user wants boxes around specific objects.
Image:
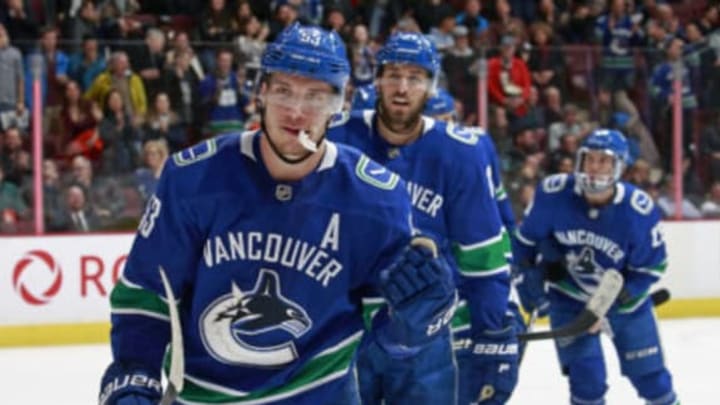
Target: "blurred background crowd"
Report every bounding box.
[1,0,720,234]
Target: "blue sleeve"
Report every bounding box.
[447,143,511,333]
[622,196,668,302]
[650,64,670,101]
[481,135,516,233]
[513,176,562,268]
[56,52,70,76]
[109,159,204,370]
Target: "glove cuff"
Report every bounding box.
[99,363,162,405]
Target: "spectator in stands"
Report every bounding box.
[0,23,26,132]
[547,103,589,151]
[98,3,143,54]
[67,154,125,227]
[650,37,697,168]
[700,114,720,183]
[595,0,643,104]
[542,86,563,125]
[234,13,268,68]
[0,126,29,186]
[700,181,720,218]
[0,0,39,53]
[643,18,671,71]
[165,31,204,81]
[0,164,27,233]
[652,175,702,219]
[68,35,106,91]
[85,50,148,118]
[199,48,248,135]
[58,184,99,232]
[348,23,374,87]
[412,0,454,34]
[442,25,478,125]
[527,21,565,93]
[134,138,169,203]
[485,0,526,46]
[427,11,456,55]
[455,0,488,43]
[322,6,347,36]
[57,80,103,162]
[625,158,654,190]
[548,132,579,174]
[41,158,65,232]
[197,0,236,71]
[98,89,142,174]
[25,26,69,109]
[132,28,167,101]
[268,1,303,42]
[143,92,186,152]
[488,34,532,135]
[163,49,200,132]
[697,5,719,35]
[64,0,101,54]
[504,120,544,175]
[558,1,596,44]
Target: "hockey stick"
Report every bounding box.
[159,266,184,405]
[518,269,624,342]
[517,308,538,364]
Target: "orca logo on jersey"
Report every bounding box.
[200,269,313,367]
[566,247,604,293]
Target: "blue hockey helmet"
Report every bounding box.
[261,23,350,95]
[575,129,630,194]
[375,32,440,93]
[423,88,455,117]
[350,84,377,111]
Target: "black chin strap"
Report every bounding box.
[259,105,327,165]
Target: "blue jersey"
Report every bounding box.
[594,14,642,71]
[514,174,667,312]
[472,127,516,234]
[327,110,512,334]
[110,132,415,403]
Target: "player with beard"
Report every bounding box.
[328,32,522,405]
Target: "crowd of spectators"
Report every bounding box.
[1,0,720,234]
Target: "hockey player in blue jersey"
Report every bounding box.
[328,32,521,405]
[423,89,516,234]
[97,23,458,405]
[514,129,679,405]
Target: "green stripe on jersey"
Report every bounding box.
[452,229,511,276]
[110,278,169,318]
[177,332,363,404]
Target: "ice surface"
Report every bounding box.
[1,318,717,404]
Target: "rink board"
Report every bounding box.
[1,221,719,347]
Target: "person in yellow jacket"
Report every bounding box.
[85,51,147,118]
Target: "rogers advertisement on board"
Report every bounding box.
[1,234,134,325]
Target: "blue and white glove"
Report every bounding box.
[514,265,549,318]
[99,362,162,405]
[468,305,524,404]
[376,238,457,352]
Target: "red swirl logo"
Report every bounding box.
[12,250,63,305]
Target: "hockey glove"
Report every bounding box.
[377,237,457,350]
[468,306,524,404]
[98,362,162,405]
[514,265,549,318]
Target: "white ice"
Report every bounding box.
[1,318,717,404]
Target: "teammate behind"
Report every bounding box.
[328,32,521,405]
[98,23,456,405]
[514,129,679,405]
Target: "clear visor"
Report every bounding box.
[376,74,431,90]
[575,148,623,194]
